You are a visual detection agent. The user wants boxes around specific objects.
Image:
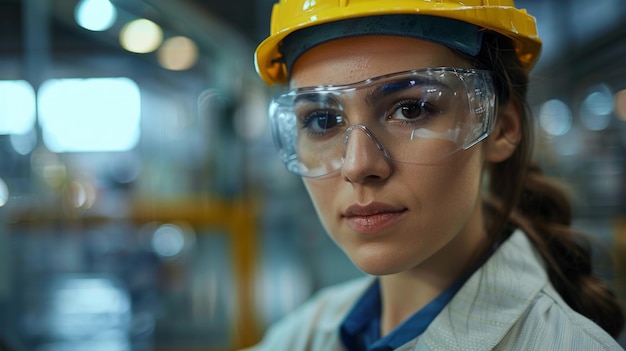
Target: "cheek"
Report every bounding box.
[423,152,483,207]
[444,156,482,197]
[302,178,340,232]
[397,149,486,241]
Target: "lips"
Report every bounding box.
[342,203,406,233]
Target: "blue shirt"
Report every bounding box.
[339,277,466,351]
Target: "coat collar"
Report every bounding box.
[416,230,548,350]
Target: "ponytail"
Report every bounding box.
[473,32,625,337]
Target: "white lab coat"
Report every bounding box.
[245,230,624,350]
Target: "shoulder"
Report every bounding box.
[497,284,624,351]
[420,230,624,351]
[243,276,373,351]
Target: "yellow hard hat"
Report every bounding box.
[254,0,542,86]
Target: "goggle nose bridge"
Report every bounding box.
[343,124,392,160]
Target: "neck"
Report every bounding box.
[378,229,490,336]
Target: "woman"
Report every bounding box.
[250,1,625,350]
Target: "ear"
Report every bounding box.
[486,99,522,163]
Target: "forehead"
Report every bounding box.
[289,35,470,89]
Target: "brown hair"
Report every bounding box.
[471,31,624,337]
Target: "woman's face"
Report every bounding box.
[290,36,490,276]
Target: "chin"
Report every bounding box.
[348,247,416,276]
[354,262,408,277]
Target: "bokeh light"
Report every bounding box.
[151,223,195,259]
[580,83,613,131]
[157,36,199,71]
[63,180,96,210]
[0,178,9,207]
[38,77,141,152]
[75,0,117,32]
[539,99,572,136]
[0,80,36,135]
[10,130,37,156]
[119,19,163,54]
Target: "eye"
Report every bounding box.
[301,110,344,135]
[388,99,438,122]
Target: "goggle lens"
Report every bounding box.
[270,68,496,177]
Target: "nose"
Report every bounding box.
[341,125,392,183]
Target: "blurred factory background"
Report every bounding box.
[0,0,624,350]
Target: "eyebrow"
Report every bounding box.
[364,78,447,105]
[293,92,340,106]
[291,76,449,106]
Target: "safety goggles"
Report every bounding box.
[269,67,496,178]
